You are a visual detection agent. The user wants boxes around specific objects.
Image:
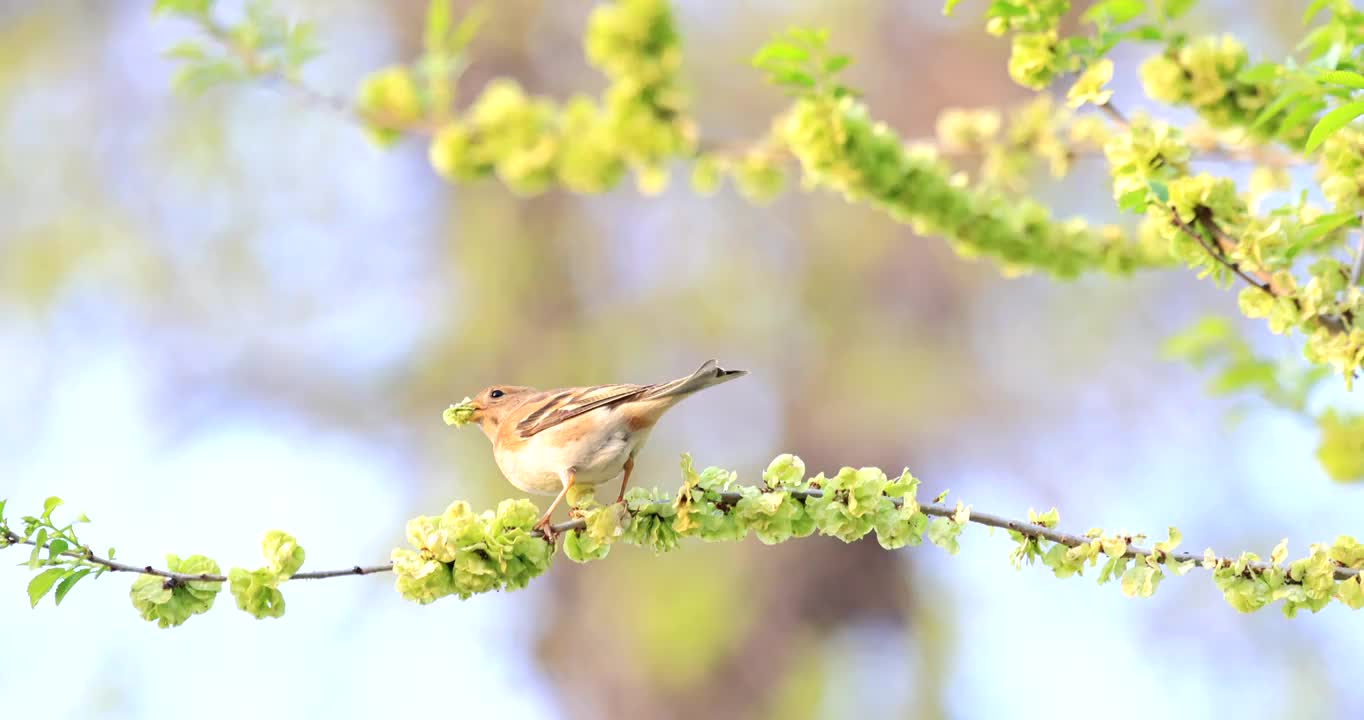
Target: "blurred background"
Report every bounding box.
[1,0,1360,718]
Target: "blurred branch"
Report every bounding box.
[1351,221,1364,286]
[196,17,442,136]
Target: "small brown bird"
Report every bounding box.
[462,360,747,531]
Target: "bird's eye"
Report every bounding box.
[490,389,505,399]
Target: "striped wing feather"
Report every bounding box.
[514,383,652,438]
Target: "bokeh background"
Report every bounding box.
[1,1,1360,718]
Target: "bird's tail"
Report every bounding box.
[645,359,748,399]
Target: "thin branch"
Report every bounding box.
[1351,220,1364,287]
[1194,209,1351,333]
[15,482,1345,588]
[610,489,1363,581]
[1170,211,1274,294]
[1093,100,1304,168]
[186,20,1307,168]
[0,527,392,583]
[1092,100,1353,337]
[1098,101,1129,129]
[198,17,442,136]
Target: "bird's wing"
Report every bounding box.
[514,383,651,438]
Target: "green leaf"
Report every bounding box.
[47,538,68,561]
[1237,286,1275,318]
[1124,25,1164,41]
[424,0,452,55]
[130,555,222,628]
[752,43,809,67]
[1270,538,1289,566]
[1083,0,1146,26]
[130,574,173,608]
[1337,576,1364,609]
[1279,99,1327,139]
[161,41,204,62]
[1237,62,1280,84]
[1159,0,1196,20]
[29,529,46,569]
[1298,212,1359,246]
[42,496,62,520]
[449,4,488,53]
[54,569,92,605]
[772,70,815,88]
[261,530,305,579]
[1306,101,1364,152]
[152,0,213,17]
[228,567,286,619]
[986,2,1032,19]
[1097,555,1126,584]
[1330,536,1364,568]
[942,0,963,14]
[1302,0,1331,24]
[1316,411,1364,482]
[0,498,6,522]
[1153,526,1182,555]
[1251,90,1303,130]
[170,59,244,96]
[763,454,807,489]
[284,24,320,71]
[926,517,962,555]
[824,55,851,74]
[1120,564,1163,597]
[1148,180,1169,204]
[1319,70,1364,89]
[27,568,66,607]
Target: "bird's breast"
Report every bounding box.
[494,410,648,493]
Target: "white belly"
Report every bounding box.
[494,410,650,496]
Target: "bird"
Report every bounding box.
[461,360,748,533]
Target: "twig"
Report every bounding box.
[186,19,1308,167]
[1169,211,1274,294]
[198,17,442,136]
[1093,100,1303,168]
[1092,99,1352,335]
[0,527,391,583]
[1351,221,1364,287]
[1192,209,1351,333]
[1098,101,1129,129]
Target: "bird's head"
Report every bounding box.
[462,385,535,439]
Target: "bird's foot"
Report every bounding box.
[533,515,557,544]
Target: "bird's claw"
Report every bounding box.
[533,517,557,544]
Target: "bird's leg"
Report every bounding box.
[535,468,576,540]
[615,455,636,505]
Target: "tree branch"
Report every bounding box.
[559,489,1362,581]
[1351,220,1364,287]
[0,526,391,583]
[1093,99,1351,336]
[197,17,442,136]
[6,489,1358,584]
[185,17,1307,169]
[1169,210,1275,294]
